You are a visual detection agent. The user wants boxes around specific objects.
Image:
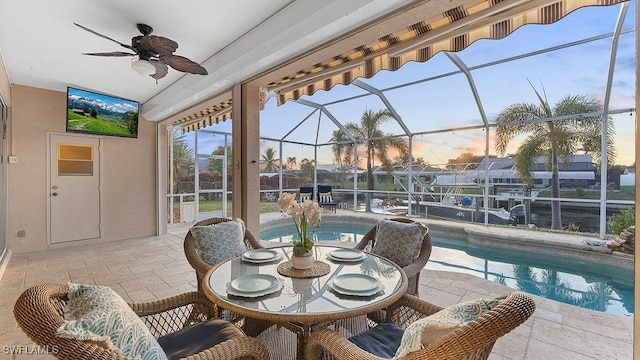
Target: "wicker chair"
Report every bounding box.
[306,292,536,360]
[354,217,432,296]
[185,217,264,292]
[13,283,270,360]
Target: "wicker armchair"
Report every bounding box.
[185,217,264,292]
[306,292,536,360]
[13,283,269,360]
[354,217,432,295]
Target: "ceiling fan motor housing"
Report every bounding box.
[136,23,153,36]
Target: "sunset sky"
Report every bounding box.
[191,1,636,168]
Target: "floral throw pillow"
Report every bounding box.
[372,219,428,267]
[57,283,167,360]
[395,297,503,358]
[190,218,247,265]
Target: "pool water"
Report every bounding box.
[261,223,634,316]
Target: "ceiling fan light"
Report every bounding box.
[131,59,156,76]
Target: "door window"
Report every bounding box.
[58,144,93,176]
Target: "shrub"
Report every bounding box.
[564,222,580,232]
[575,186,585,198]
[609,208,635,235]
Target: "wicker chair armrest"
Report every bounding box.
[130,292,216,337]
[185,235,215,280]
[400,233,432,279]
[397,294,444,315]
[186,337,270,360]
[243,228,264,250]
[306,328,388,360]
[400,256,427,282]
[129,291,214,316]
[385,294,444,326]
[353,226,376,251]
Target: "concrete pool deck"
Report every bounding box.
[0,211,634,359]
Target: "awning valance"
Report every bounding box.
[268,0,627,105]
[172,99,232,133]
[175,87,268,133]
[175,0,626,132]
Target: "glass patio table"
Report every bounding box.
[202,245,407,359]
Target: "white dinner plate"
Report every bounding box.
[329,248,363,260]
[226,280,282,298]
[242,249,280,262]
[332,274,379,292]
[326,253,365,263]
[328,278,383,297]
[230,274,279,293]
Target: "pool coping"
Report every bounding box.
[259,211,634,271]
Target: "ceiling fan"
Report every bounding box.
[74,23,208,80]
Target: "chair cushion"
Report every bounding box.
[299,192,312,202]
[372,219,427,267]
[318,192,334,204]
[190,218,246,265]
[57,283,167,360]
[395,297,503,357]
[348,322,404,359]
[158,319,245,360]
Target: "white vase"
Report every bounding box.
[291,252,314,270]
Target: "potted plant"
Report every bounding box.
[277,192,322,269]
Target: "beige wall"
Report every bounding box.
[9,85,156,253]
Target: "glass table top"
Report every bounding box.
[206,246,405,319]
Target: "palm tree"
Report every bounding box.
[260,147,279,173]
[330,129,351,184]
[495,84,615,230]
[299,158,315,179]
[286,156,297,171]
[171,129,193,178]
[332,109,408,212]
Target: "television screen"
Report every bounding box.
[66,87,139,138]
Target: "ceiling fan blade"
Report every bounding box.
[149,59,168,80]
[82,51,136,57]
[139,35,178,56]
[74,23,135,51]
[163,55,208,75]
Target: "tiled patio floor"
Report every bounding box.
[0,220,633,359]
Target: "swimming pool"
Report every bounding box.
[260,221,634,316]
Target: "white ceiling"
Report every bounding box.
[0,0,415,122]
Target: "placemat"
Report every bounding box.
[277,260,330,278]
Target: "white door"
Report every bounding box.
[49,134,101,243]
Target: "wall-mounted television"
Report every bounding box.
[66,87,139,138]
